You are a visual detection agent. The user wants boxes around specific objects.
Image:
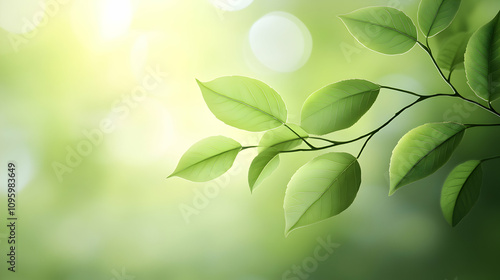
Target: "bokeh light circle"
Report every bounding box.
[208,0,253,11]
[249,11,312,72]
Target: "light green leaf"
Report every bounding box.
[339,7,418,55]
[197,76,287,131]
[168,136,241,182]
[441,160,482,226]
[259,124,308,152]
[248,149,280,192]
[389,122,466,195]
[418,0,461,37]
[301,79,380,135]
[249,124,309,191]
[464,12,500,102]
[437,32,469,73]
[284,152,361,236]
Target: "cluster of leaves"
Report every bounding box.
[169,0,500,235]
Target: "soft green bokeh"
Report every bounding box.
[1,0,500,279]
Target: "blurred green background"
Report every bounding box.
[1,0,500,279]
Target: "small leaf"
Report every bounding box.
[441,160,482,226]
[301,79,380,135]
[249,124,309,191]
[197,76,287,131]
[418,0,461,37]
[437,32,469,73]
[339,7,418,54]
[464,11,500,102]
[248,149,280,192]
[284,152,361,236]
[259,124,308,152]
[169,136,241,182]
[389,122,466,195]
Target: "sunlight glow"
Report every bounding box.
[99,0,133,40]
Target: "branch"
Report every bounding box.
[383,85,500,119]
[281,96,428,155]
[455,96,500,118]
[482,155,500,163]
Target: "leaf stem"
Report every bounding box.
[417,41,459,95]
[241,146,258,150]
[283,123,316,149]
[466,123,500,128]
[380,85,424,97]
[447,68,453,82]
[357,134,374,159]
[481,155,500,163]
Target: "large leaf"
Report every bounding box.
[284,152,361,235]
[248,149,280,192]
[339,7,418,54]
[440,160,482,226]
[418,0,461,37]
[465,12,500,102]
[168,136,241,182]
[197,76,287,131]
[437,32,469,73]
[249,124,309,191]
[301,79,380,135]
[389,122,466,195]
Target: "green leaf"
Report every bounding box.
[259,124,309,152]
[339,7,418,55]
[437,32,469,73]
[464,12,500,102]
[248,124,309,192]
[440,160,482,226]
[389,122,466,195]
[418,0,461,37]
[168,136,241,182]
[197,76,287,132]
[284,152,361,236]
[248,149,280,192]
[301,79,380,135]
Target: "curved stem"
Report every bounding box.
[456,96,500,118]
[466,123,500,128]
[380,85,424,97]
[488,101,500,115]
[447,68,453,82]
[309,136,341,145]
[283,123,316,149]
[357,134,374,159]
[241,146,258,150]
[282,96,427,154]
[481,155,500,163]
[417,41,459,95]
[383,84,500,118]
